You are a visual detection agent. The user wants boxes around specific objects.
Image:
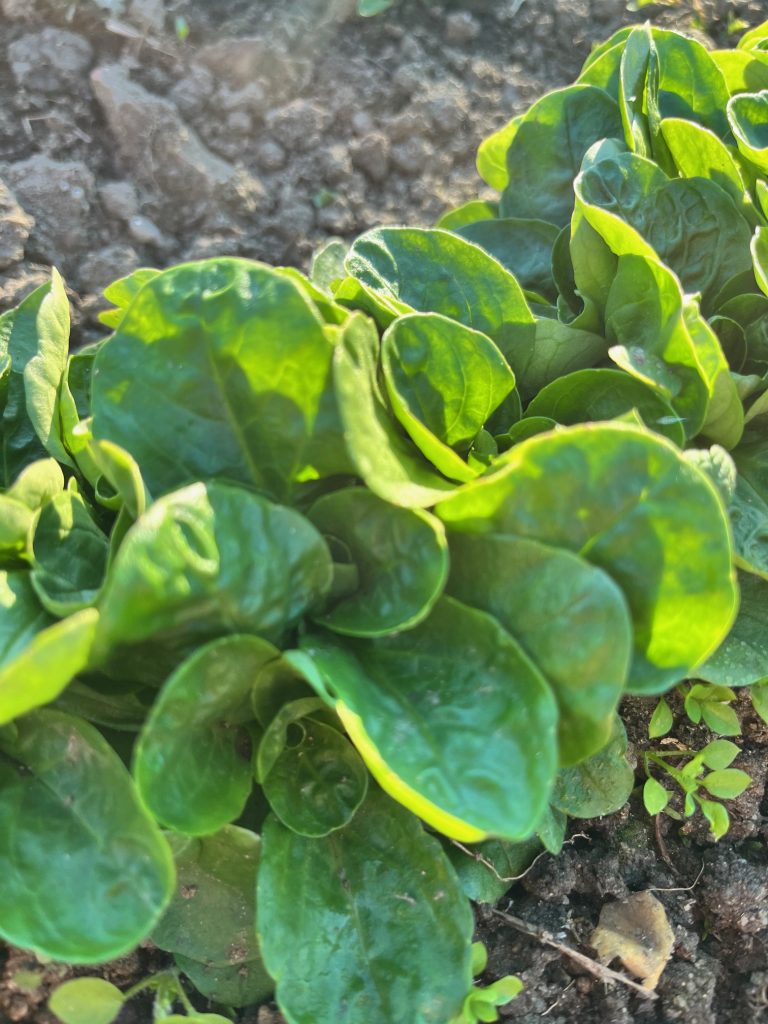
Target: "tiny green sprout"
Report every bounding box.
[449,942,523,1024]
[648,697,674,738]
[358,0,397,15]
[642,739,751,840]
[174,16,190,42]
[752,680,768,725]
[679,682,741,736]
[48,970,212,1024]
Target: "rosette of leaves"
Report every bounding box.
[0,22,760,1020]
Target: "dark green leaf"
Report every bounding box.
[456,219,559,303]
[552,718,634,818]
[257,788,473,1024]
[0,710,174,961]
[444,837,541,905]
[697,571,768,687]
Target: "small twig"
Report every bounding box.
[541,978,575,1017]
[450,831,590,886]
[654,813,677,874]
[649,861,705,894]
[489,907,658,1001]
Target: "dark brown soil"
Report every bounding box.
[0,1,767,1023]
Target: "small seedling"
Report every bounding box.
[649,683,742,739]
[449,943,523,1024]
[642,739,751,840]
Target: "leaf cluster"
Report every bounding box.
[2,17,768,1024]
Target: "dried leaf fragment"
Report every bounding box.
[590,891,674,990]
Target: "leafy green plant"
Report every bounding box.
[2,16,768,1024]
[448,943,522,1024]
[642,739,751,839]
[49,973,230,1024]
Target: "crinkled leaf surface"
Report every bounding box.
[134,636,278,834]
[344,228,536,375]
[257,787,473,1024]
[153,827,273,1007]
[300,597,558,840]
[447,533,631,764]
[551,717,634,817]
[94,481,331,679]
[0,710,174,961]
[456,219,559,303]
[308,488,448,636]
[437,423,737,694]
[92,259,350,503]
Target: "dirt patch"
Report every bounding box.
[0,1,767,1023]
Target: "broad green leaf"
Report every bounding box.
[333,313,458,508]
[0,570,99,725]
[578,40,624,91]
[551,717,634,818]
[701,699,741,736]
[476,115,522,191]
[753,226,768,297]
[92,259,352,504]
[649,697,673,738]
[308,488,448,636]
[526,368,685,445]
[263,717,368,837]
[152,827,273,1007]
[535,804,568,855]
[752,680,768,723]
[257,788,473,1024]
[738,20,768,50]
[516,318,608,400]
[255,696,328,782]
[1,271,72,482]
[698,798,730,840]
[300,597,558,841]
[98,268,160,330]
[702,768,751,799]
[31,490,109,616]
[728,91,768,174]
[345,228,536,376]
[134,636,278,834]
[382,313,513,479]
[444,837,541,905]
[6,457,64,510]
[662,117,762,224]
[650,28,731,141]
[447,533,631,765]
[643,777,670,815]
[310,239,348,292]
[498,85,623,228]
[580,27,634,75]
[456,219,559,304]
[712,49,768,95]
[619,25,653,155]
[58,342,101,485]
[731,436,768,578]
[89,439,148,520]
[701,739,740,771]
[48,979,124,1024]
[93,481,332,679]
[276,267,349,327]
[0,496,33,563]
[436,201,499,231]
[0,710,174,961]
[697,571,768,686]
[437,423,737,694]
[606,254,734,443]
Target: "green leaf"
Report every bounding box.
[98,268,160,330]
[456,219,559,304]
[697,798,730,840]
[471,942,488,976]
[48,978,124,1024]
[526,368,685,445]
[93,481,331,680]
[152,827,273,1007]
[701,701,742,736]
[498,85,623,228]
[301,597,558,841]
[751,679,768,723]
[383,313,515,460]
[345,228,536,376]
[728,91,768,174]
[1,271,72,482]
[310,239,349,292]
[358,0,396,15]
[308,488,448,636]
[6,457,64,510]
[0,710,174,961]
[643,777,670,815]
[730,437,768,578]
[476,115,522,191]
[333,313,458,508]
[256,696,328,781]
[0,571,99,725]
[92,259,352,504]
[437,423,737,695]
[447,533,631,765]
[649,697,673,738]
[535,804,568,855]
[257,787,473,1024]
[134,636,278,835]
[701,739,740,770]
[263,717,368,837]
[697,571,768,687]
[30,490,109,616]
[552,717,635,818]
[436,201,499,232]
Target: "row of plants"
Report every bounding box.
[2,17,768,1024]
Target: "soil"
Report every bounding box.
[0,0,767,1022]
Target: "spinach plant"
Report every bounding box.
[1,18,766,1024]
